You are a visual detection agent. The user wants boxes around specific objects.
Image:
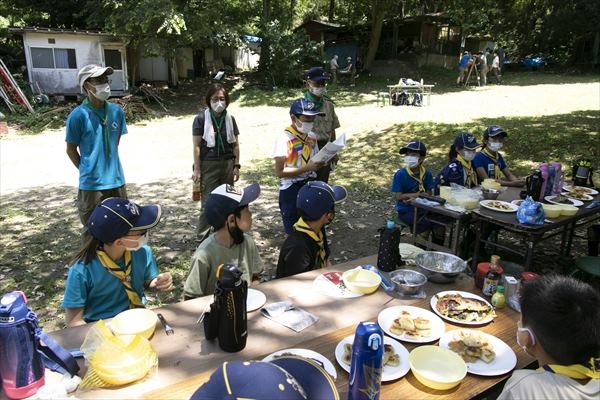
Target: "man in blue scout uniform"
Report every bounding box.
[437,132,481,188]
[66,64,128,226]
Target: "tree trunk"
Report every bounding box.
[364,1,388,71]
[258,0,271,72]
[328,0,335,21]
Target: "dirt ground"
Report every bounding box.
[1,78,599,329]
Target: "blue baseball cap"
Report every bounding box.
[190,358,340,400]
[297,181,347,220]
[306,67,327,81]
[453,132,480,150]
[483,125,508,138]
[289,98,325,117]
[88,198,161,243]
[399,140,427,156]
[205,183,261,229]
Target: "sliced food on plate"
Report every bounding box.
[447,330,495,363]
[390,310,432,339]
[341,343,400,367]
[561,191,593,201]
[544,195,583,207]
[479,200,518,212]
[433,292,496,324]
[378,305,445,343]
[563,185,598,196]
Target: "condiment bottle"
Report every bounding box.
[482,255,502,297]
[491,285,506,308]
[192,180,201,201]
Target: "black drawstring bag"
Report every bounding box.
[377,227,403,272]
[203,264,248,353]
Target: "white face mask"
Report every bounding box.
[516,320,536,353]
[210,100,226,113]
[295,119,314,134]
[90,83,111,101]
[488,142,503,151]
[309,84,326,97]
[404,155,420,167]
[462,150,476,161]
[123,232,148,251]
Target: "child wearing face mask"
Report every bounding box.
[66,65,128,229]
[192,83,241,240]
[498,275,600,400]
[473,125,526,187]
[184,183,263,299]
[62,198,172,327]
[273,98,326,234]
[436,132,481,188]
[391,140,444,243]
[303,67,341,183]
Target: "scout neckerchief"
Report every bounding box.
[293,217,326,269]
[405,164,426,193]
[303,90,334,110]
[209,109,226,156]
[285,125,314,167]
[482,147,502,179]
[96,249,144,308]
[82,98,110,158]
[456,154,477,187]
[540,357,600,380]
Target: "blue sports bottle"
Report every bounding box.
[348,321,384,400]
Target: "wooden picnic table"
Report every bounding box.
[44,255,534,400]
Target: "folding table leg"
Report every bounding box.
[471,220,483,272]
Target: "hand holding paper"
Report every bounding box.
[311,133,346,164]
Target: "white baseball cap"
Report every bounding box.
[77,64,113,90]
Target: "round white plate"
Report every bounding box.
[561,192,593,201]
[510,199,524,207]
[247,288,266,312]
[563,185,598,195]
[431,291,495,326]
[544,195,583,207]
[335,335,410,381]
[262,348,337,380]
[313,273,363,298]
[439,329,517,376]
[377,305,445,343]
[479,200,518,213]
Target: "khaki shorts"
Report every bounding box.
[77,185,128,226]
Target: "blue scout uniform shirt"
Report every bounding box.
[458,54,471,68]
[66,102,128,190]
[436,159,476,187]
[473,151,507,180]
[62,245,158,322]
[391,167,435,213]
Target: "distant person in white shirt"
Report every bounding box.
[490,52,501,84]
[329,55,339,84]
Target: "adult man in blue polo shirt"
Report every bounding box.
[66,64,128,226]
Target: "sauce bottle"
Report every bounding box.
[491,285,506,308]
[482,255,502,297]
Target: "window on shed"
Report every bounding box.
[54,48,77,69]
[31,47,54,68]
[104,49,123,69]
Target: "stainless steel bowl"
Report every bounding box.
[482,188,500,200]
[414,251,467,283]
[389,269,427,295]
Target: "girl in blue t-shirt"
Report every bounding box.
[472,125,525,187]
[436,132,481,188]
[391,140,444,243]
[62,198,172,327]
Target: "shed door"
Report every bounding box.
[102,47,127,92]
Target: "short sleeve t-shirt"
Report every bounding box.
[183,233,263,299]
[65,102,127,190]
[62,245,158,321]
[473,151,507,179]
[273,130,319,190]
[436,160,476,188]
[391,167,434,212]
[497,369,600,400]
[192,111,240,161]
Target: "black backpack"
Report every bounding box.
[412,93,422,107]
[377,226,404,272]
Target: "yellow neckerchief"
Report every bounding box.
[405,164,426,193]
[285,125,314,166]
[482,147,502,179]
[540,357,600,380]
[456,153,477,187]
[96,249,144,308]
[293,217,326,268]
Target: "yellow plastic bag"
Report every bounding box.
[80,320,158,389]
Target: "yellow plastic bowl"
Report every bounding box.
[409,346,467,390]
[92,335,156,385]
[560,205,578,216]
[342,268,381,294]
[111,308,158,339]
[542,203,562,219]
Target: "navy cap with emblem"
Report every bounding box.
[399,140,427,156]
[483,125,508,138]
[190,358,340,400]
[453,132,481,150]
[306,67,327,82]
[204,183,261,229]
[297,180,347,220]
[289,98,326,117]
[88,198,161,243]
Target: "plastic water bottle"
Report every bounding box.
[348,321,383,400]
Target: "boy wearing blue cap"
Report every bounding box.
[276,181,347,278]
[473,125,525,187]
[184,183,262,299]
[273,98,326,234]
[437,132,481,188]
[62,198,172,327]
[304,67,341,183]
[392,140,444,242]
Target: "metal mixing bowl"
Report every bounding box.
[482,188,500,200]
[389,269,428,295]
[414,252,467,283]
